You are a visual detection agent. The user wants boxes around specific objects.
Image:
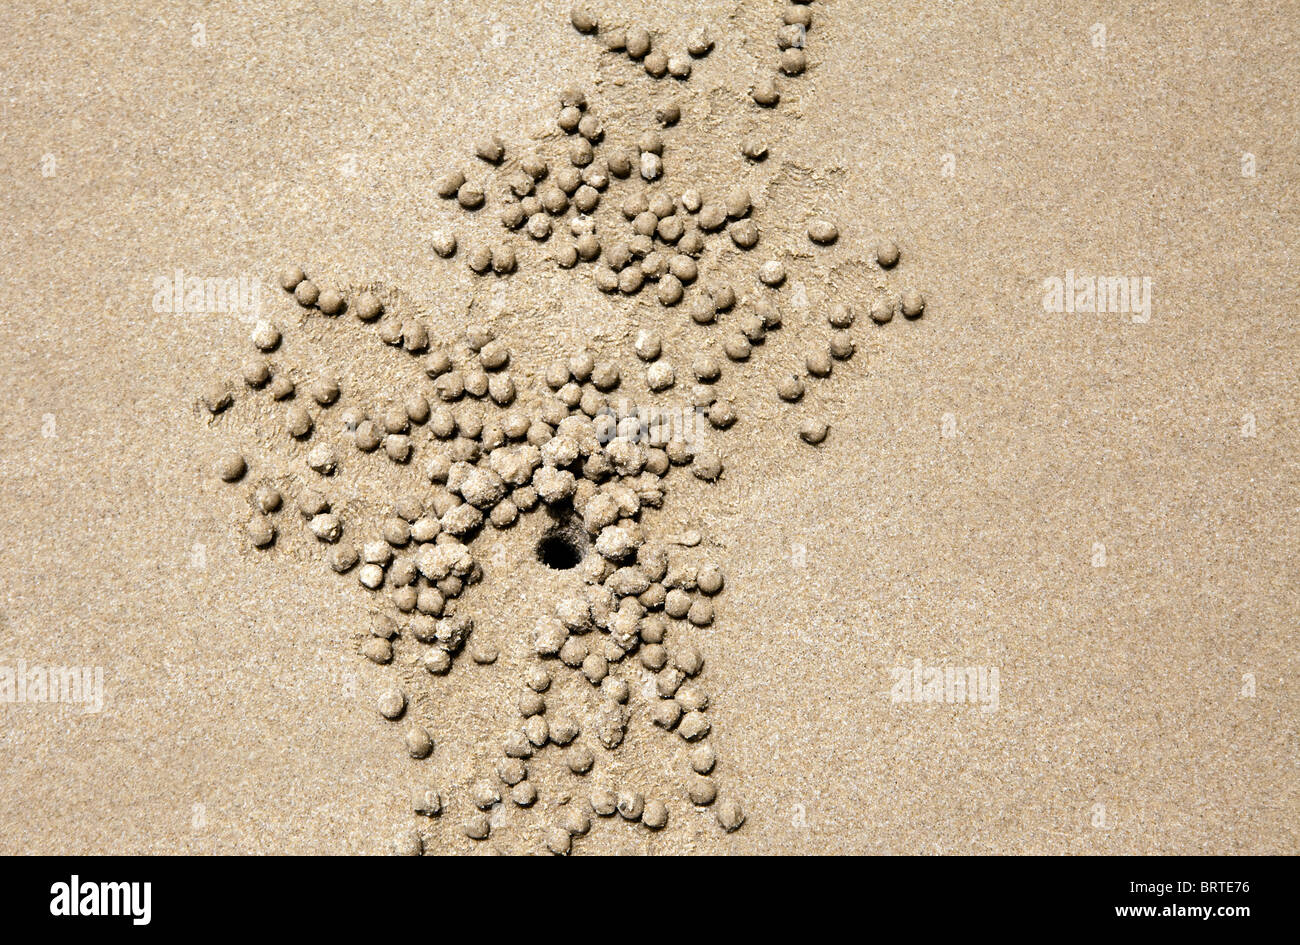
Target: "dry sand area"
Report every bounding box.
[0,1,1296,855]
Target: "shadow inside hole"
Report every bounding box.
[537,530,584,570]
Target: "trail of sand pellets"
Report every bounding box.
[199,2,926,855]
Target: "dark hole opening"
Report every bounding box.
[537,531,583,570]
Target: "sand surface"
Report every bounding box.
[0,0,1295,855]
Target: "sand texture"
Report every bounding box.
[0,1,1296,855]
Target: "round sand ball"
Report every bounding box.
[625,25,652,59]
[798,419,829,445]
[358,563,385,590]
[545,825,572,856]
[642,799,669,830]
[758,260,786,286]
[742,137,768,161]
[806,349,832,378]
[317,289,345,316]
[692,355,721,383]
[696,566,724,597]
[616,791,645,821]
[475,134,504,164]
[658,275,683,306]
[808,219,839,244]
[752,76,780,107]
[354,420,381,452]
[329,543,357,572]
[829,331,855,360]
[634,330,662,361]
[780,47,807,75]
[472,780,501,810]
[656,101,682,127]
[687,597,715,626]
[467,246,491,274]
[424,649,451,675]
[253,484,281,513]
[463,816,490,841]
[431,230,457,258]
[828,302,854,328]
[293,280,319,307]
[512,781,538,807]
[216,450,246,482]
[723,333,751,361]
[687,26,714,56]
[688,774,717,805]
[668,54,692,79]
[412,787,442,817]
[436,170,465,198]
[457,182,485,210]
[698,203,726,231]
[564,745,594,778]
[392,830,423,856]
[692,451,723,482]
[558,105,581,133]
[570,4,598,33]
[563,803,592,837]
[309,376,339,407]
[252,321,281,352]
[202,380,232,414]
[776,374,805,402]
[876,239,900,268]
[646,361,675,391]
[377,687,406,720]
[901,289,926,319]
[640,151,662,181]
[310,512,342,542]
[492,245,516,274]
[247,515,275,548]
[279,265,305,291]
[724,186,752,219]
[690,744,716,775]
[870,297,896,324]
[730,219,759,249]
[644,50,669,77]
[716,797,745,832]
[678,711,711,742]
[591,788,618,817]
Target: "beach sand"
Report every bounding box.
[0,0,1295,854]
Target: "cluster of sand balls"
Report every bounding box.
[750,2,815,108]
[573,6,713,81]
[202,3,933,853]
[205,269,750,851]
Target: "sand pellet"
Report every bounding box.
[475,134,504,164]
[678,711,711,741]
[687,26,713,56]
[688,774,717,805]
[742,138,768,161]
[829,331,855,360]
[730,219,759,249]
[656,101,682,126]
[901,289,925,318]
[216,450,246,482]
[616,791,645,821]
[252,321,280,352]
[293,280,319,307]
[317,289,345,316]
[870,297,896,324]
[780,47,807,75]
[828,302,854,328]
[457,181,484,210]
[798,419,829,445]
[777,374,805,402]
[808,219,839,244]
[247,515,275,548]
[279,265,305,291]
[752,76,780,106]
[377,687,406,720]
[806,349,832,378]
[876,239,900,268]
[716,798,745,832]
[436,170,465,198]
[570,5,598,33]
[463,816,490,840]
